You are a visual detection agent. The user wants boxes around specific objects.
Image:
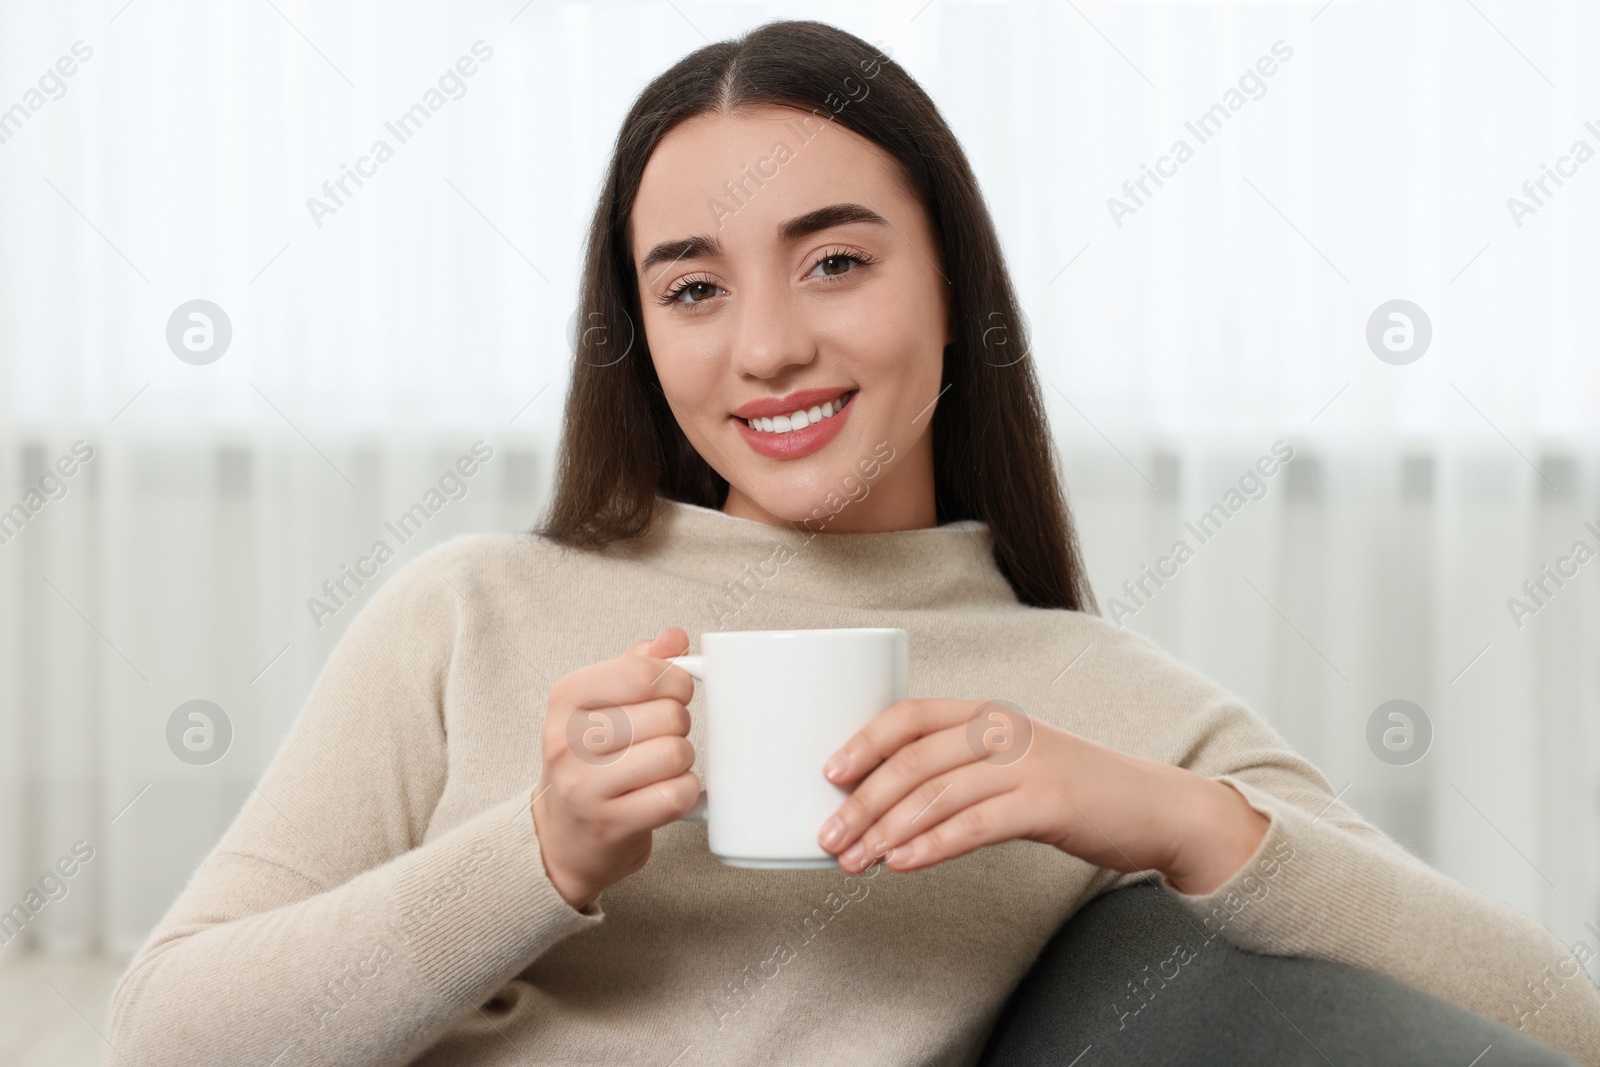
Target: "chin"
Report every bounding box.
[728,431,901,531]
[739,478,843,524]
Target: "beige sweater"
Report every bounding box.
[107,498,1600,1066]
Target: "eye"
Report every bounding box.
[659,276,724,307]
[809,250,872,278]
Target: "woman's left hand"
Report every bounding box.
[816,698,1270,895]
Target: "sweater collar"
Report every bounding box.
[612,497,1019,612]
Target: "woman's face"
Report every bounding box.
[630,105,949,532]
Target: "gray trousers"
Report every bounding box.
[977,883,1577,1066]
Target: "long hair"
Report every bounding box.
[537,19,1097,614]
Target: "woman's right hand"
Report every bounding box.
[531,626,699,911]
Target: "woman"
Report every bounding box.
[109,19,1600,1066]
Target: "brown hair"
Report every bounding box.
[537,19,1097,614]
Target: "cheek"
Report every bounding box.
[832,286,943,394]
[643,322,676,391]
[644,317,719,407]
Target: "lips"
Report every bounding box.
[732,387,855,421]
[737,390,854,435]
[732,389,855,460]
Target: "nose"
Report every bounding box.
[728,273,817,382]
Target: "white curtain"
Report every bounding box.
[0,0,1595,976]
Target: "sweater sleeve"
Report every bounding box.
[1135,672,1600,1066]
[105,541,602,1067]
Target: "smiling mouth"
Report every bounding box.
[740,390,856,435]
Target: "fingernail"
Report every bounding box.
[818,816,845,850]
[840,841,865,869]
[823,752,849,781]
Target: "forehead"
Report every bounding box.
[631,106,915,255]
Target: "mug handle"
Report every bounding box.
[667,655,709,824]
[667,654,704,679]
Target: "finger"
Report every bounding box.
[625,695,692,739]
[638,653,697,697]
[824,699,979,786]
[635,626,695,694]
[835,764,1017,871]
[586,734,697,799]
[645,626,690,659]
[608,770,702,829]
[820,725,982,853]
[873,792,1030,874]
[623,626,689,659]
[555,648,695,711]
[563,697,690,764]
[623,627,669,657]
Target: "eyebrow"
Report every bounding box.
[637,202,891,277]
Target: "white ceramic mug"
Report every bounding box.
[670,627,909,869]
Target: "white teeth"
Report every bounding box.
[744,392,852,435]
